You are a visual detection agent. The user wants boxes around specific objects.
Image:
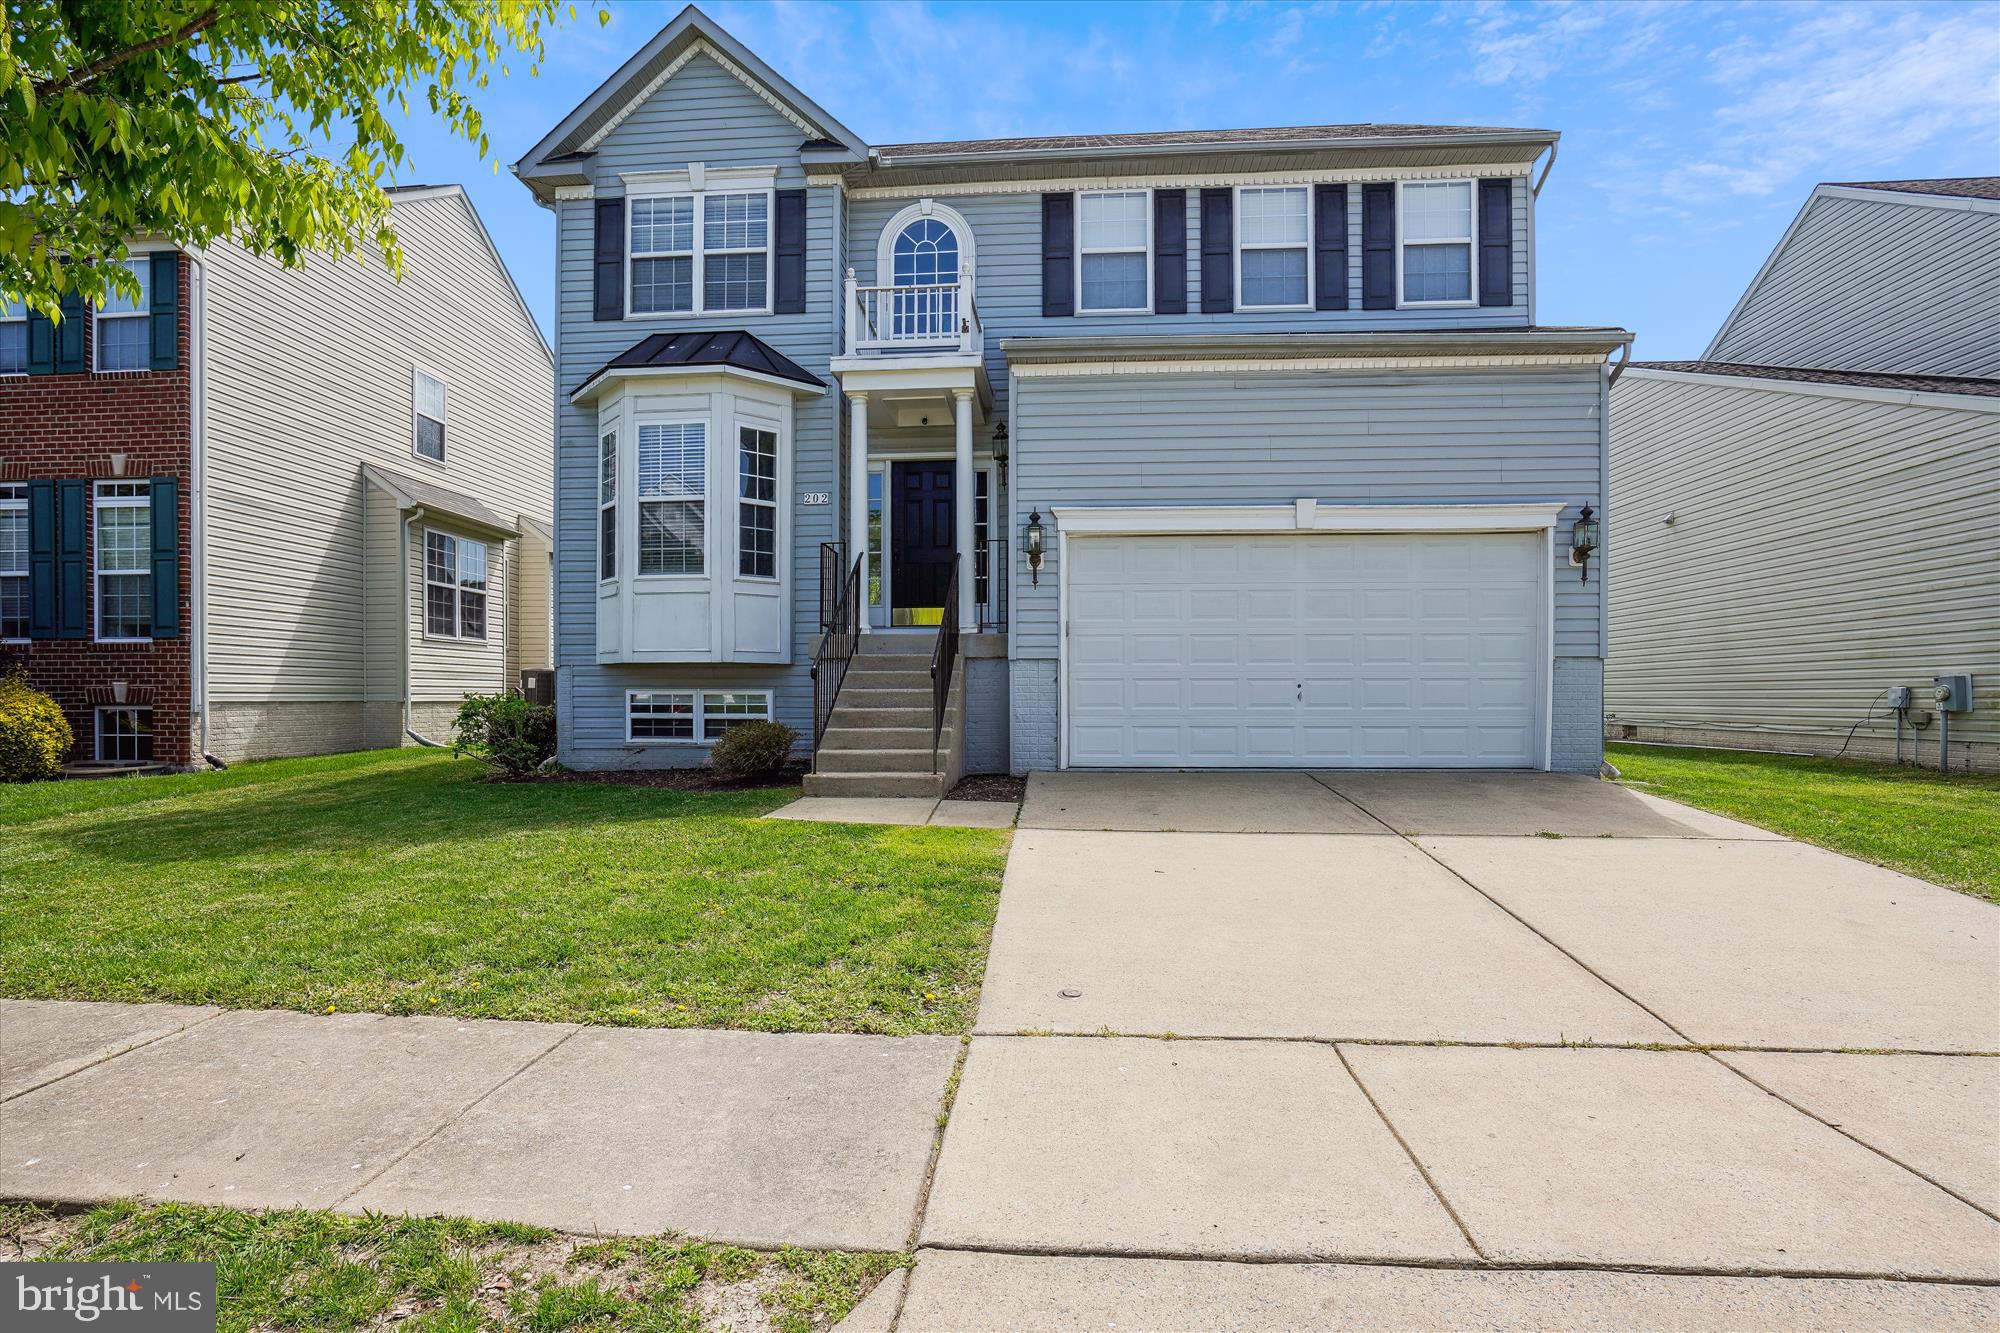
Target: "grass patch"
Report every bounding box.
[1607,743,2000,902]
[0,748,1008,1033]
[0,1200,904,1333]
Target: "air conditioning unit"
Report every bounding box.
[519,669,555,707]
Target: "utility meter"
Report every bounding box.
[1933,675,1973,713]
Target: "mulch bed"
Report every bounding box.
[948,773,1027,803]
[546,762,808,793]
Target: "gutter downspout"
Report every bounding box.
[184,251,224,770]
[1606,341,1631,386]
[400,506,445,747]
[1531,141,1559,197]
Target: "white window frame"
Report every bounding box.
[598,428,618,582]
[412,365,448,465]
[92,480,152,643]
[736,421,779,581]
[1075,189,1153,316]
[634,415,708,579]
[0,483,27,640]
[422,529,489,641]
[626,184,775,320]
[0,296,27,377]
[625,687,773,745]
[95,704,154,764]
[1395,179,1479,309]
[1233,185,1313,313]
[93,257,152,373]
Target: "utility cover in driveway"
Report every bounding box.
[1065,532,1542,767]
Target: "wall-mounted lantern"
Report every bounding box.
[991,420,1008,483]
[1024,508,1045,585]
[1570,504,1599,583]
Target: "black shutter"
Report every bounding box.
[593,197,625,321]
[1361,183,1395,310]
[1040,193,1074,317]
[150,477,181,639]
[773,188,807,314]
[1314,184,1349,312]
[1478,179,1513,308]
[55,293,86,372]
[1153,189,1186,315]
[149,251,180,369]
[1199,188,1233,313]
[57,480,87,638]
[26,306,54,375]
[27,481,56,638]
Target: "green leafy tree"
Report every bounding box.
[1,1,594,314]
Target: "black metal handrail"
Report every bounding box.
[975,538,1007,633]
[811,542,862,762]
[930,554,961,773]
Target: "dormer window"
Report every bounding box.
[1398,181,1475,306]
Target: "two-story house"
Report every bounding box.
[1609,178,1998,771]
[1,185,554,770]
[513,6,1630,793]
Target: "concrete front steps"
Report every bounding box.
[804,633,959,799]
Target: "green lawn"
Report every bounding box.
[0,749,1008,1033]
[1607,743,2000,902]
[2,1201,902,1333]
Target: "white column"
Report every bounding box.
[954,388,976,635]
[847,391,870,632]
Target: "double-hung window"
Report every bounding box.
[0,296,26,375]
[0,484,27,639]
[637,422,705,575]
[94,481,152,640]
[424,531,488,639]
[737,425,777,579]
[1237,187,1310,309]
[413,369,447,462]
[627,689,772,743]
[1077,190,1150,313]
[598,429,618,581]
[1399,181,1475,305]
[628,189,770,315]
[95,259,151,371]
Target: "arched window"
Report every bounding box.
[876,204,974,343]
[892,218,959,288]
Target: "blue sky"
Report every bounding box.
[395,0,2000,358]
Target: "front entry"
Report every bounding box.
[890,460,954,626]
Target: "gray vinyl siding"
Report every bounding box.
[201,192,553,713]
[1607,372,2000,762]
[1706,191,2000,379]
[553,53,837,762]
[846,181,1529,402]
[1009,367,1607,772]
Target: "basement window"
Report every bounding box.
[626,689,772,743]
[96,706,154,763]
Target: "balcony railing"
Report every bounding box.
[844,269,981,356]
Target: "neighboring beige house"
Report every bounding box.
[1609,178,1998,771]
[197,185,555,760]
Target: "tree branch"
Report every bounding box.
[36,7,222,97]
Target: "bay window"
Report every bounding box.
[599,429,618,580]
[1399,181,1475,305]
[629,188,770,316]
[737,425,777,579]
[637,422,705,575]
[1237,187,1310,309]
[1077,190,1150,313]
[0,484,26,639]
[95,259,151,371]
[424,530,488,640]
[94,481,152,640]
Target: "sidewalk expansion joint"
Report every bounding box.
[0,1006,229,1105]
[1331,1042,1488,1261]
[891,1033,974,1332]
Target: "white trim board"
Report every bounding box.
[1051,502,1567,535]
[831,163,1536,201]
[1010,352,1605,378]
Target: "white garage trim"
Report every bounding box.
[1054,503,1563,771]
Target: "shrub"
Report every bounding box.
[0,667,74,782]
[451,691,556,779]
[709,720,798,782]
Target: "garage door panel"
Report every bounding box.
[1066,531,1542,769]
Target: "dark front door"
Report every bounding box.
[891,460,954,625]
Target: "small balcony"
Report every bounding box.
[842,269,982,359]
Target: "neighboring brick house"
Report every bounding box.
[1,186,555,771]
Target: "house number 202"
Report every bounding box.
[800,491,831,505]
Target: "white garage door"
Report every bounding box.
[1065,531,1544,768]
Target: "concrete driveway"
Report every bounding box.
[892,769,2000,1328]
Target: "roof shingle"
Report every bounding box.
[1827,177,2000,200]
[1628,360,2000,398]
[874,122,1552,159]
[572,331,824,399]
